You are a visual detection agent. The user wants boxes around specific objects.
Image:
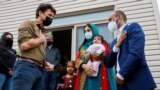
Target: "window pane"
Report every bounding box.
[76,26,85,52]
[51,10,112,26]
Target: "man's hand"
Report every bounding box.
[39,30,46,44]
[43,62,54,72]
[8,68,12,76]
[116,76,124,85]
[20,30,46,51]
[116,31,127,48]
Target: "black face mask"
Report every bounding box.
[47,41,53,46]
[43,16,53,26]
[5,38,13,48]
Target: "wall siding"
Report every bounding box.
[0,0,159,89]
[0,0,116,49]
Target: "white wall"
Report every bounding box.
[0,0,116,50]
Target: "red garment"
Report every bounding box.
[74,42,110,90]
[101,42,110,90]
[74,51,81,90]
[63,75,76,89]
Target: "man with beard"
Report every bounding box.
[106,10,156,90]
[12,3,56,90]
[43,32,61,90]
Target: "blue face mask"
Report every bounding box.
[85,31,93,40]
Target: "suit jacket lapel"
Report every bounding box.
[118,24,130,62]
[123,24,129,32]
[112,38,117,49]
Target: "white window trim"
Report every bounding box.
[71,25,77,61]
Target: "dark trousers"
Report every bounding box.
[3,76,12,90]
[117,84,128,90]
[12,60,44,90]
[0,73,6,90]
[43,71,59,90]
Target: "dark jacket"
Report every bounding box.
[0,46,16,76]
[0,32,17,76]
[105,23,156,90]
[45,46,61,68]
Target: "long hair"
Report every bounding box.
[0,32,13,48]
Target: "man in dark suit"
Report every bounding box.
[106,10,156,90]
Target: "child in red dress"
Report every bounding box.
[57,61,76,90]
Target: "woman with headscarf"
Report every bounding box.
[0,32,16,90]
[74,24,116,90]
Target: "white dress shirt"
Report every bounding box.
[113,24,126,80]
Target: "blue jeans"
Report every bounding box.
[12,60,44,90]
[0,73,6,90]
[43,71,59,90]
[3,76,12,90]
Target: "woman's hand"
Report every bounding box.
[85,52,91,60]
[82,64,95,76]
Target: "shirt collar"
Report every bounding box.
[47,45,53,50]
[35,19,46,32]
[35,19,42,25]
[119,24,127,32]
[116,24,127,34]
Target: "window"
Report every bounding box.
[48,9,113,60]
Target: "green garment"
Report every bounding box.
[79,23,116,90]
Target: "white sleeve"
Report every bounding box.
[116,73,124,80]
[113,45,120,52]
